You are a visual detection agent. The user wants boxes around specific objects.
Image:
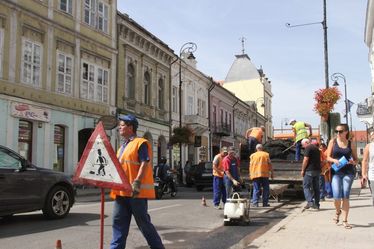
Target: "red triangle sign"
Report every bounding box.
[73,122,131,192]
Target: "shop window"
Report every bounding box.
[54,125,65,172]
[18,120,33,161]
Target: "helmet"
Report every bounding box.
[160,156,167,164]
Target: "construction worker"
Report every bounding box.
[223,146,241,198]
[289,119,312,161]
[245,126,265,158]
[212,146,228,209]
[110,114,164,249]
[250,144,273,207]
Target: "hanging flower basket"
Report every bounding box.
[169,126,193,145]
[313,87,341,118]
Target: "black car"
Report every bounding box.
[0,145,75,219]
[193,161,213,191]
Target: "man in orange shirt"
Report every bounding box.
[250,144,273,207]
[246,126,265,158]
[212,147,228,209]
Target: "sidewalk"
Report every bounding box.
[244,179,374,249]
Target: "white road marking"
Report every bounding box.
[149,204,182,212]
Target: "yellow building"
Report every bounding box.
[0,0,117,175]
[223,53,273,139]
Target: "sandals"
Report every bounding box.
[342,220,352,229]
[333,210,341,224]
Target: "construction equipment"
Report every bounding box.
[223,192,250,225]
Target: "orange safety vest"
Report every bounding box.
[249,151,272,180]
[110,137,155,199]
[213,154,225,177]
[250,127,263,142]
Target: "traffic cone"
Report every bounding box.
[55,240,62,249]
[201,196,207,206]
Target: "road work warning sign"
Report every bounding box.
[73,122,131,191]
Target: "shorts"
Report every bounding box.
[331,172,354,199]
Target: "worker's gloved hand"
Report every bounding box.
[132,180,141,197]
[232,179,239,186]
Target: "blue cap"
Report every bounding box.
[118,114,138,129]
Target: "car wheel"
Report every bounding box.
[42,185,72,219]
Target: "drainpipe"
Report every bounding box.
[232,99,239,146]
[208,77,216,161]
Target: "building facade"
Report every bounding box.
[0,0,117,175]
[116,12,174,167]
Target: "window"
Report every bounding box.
[126,63,135,99]
[84,0,109,33]
[144,71,150,105]
[212,105,217,128]
[22,39,42,86]
[57,53,73,94]
[0,29,3,78]
[172,86,177,113]
[229,113,232,131]
[225,111,228,125]
[187,96,193,115]
[220,109,223,124]
[97,2,109,33]
[81,61,109,103]
[54,125,65,172]
[0,149,22,170]
[158,78,164,109]
[197,99,206,117]
[59,0,72,14]
[18,120,33,161]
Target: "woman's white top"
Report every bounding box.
[368,143,374,180]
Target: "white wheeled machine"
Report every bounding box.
[223,192,250,225]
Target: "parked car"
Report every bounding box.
[0,145,75,219]
[193,161,213,191]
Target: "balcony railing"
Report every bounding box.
[357,101,373,116]
[184,114,209,127]
[212,122,231,136]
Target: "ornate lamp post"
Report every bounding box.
[331,72,348,125]
[255,97,265,126]
[178,42,197,170]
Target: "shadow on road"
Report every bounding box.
[0,212,102,238]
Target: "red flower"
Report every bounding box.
[313,87,341,117]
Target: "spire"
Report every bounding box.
[239,36,246,55]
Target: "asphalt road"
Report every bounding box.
[0,187,301,249]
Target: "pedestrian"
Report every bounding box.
[361,131,374,206]
[301,138,321,210]
[289,119,312,162]
[245,126,265,158]
[223,146,241,198]
[109,114,164,249]
[212,146,228,209]
[326,123,358,229]
[249,144,273,207]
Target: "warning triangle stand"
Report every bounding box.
[73,121,131,193]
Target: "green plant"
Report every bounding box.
[169,126,193,145]
[313,87,341,118]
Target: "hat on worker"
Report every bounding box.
[289,119,296,125]
[221,146,228,153]
[228,146,236,153]
[118,114,138,129]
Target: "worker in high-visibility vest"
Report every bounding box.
[110,114,164,249]
[249,144,273,207]
[289,119,312,161]
[212,146,228,209]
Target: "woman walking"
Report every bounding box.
[326,124,358,229]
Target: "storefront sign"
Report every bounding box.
[11,102,50,122]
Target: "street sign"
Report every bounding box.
[73,122,131,192]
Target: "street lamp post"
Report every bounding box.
[331,72,348,125]
[178,42,197,169]
[255,97,265,127]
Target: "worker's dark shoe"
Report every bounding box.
[262,203,270,207]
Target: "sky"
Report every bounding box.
[117,0,371,132]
